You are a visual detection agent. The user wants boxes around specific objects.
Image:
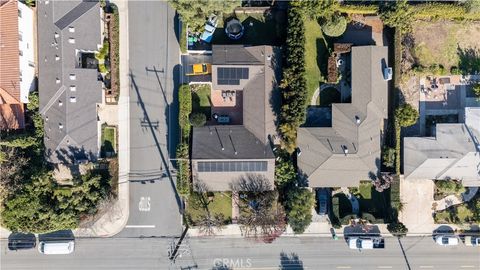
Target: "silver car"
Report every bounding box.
[435,235,459,246]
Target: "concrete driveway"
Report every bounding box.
[180,54,212,84]
[399,177,435,235]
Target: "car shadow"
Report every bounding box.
[432,225,455,240]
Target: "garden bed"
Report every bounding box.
[434,193,479,224]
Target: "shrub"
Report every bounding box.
[361,213,384,224]
[382,147,395,168]
[435,180,466,196]
[387,222,408,237]
[450,66,462,75]
[473,84,480,100]
[395,103,419,128]
[189,112,206,127]
[178,84,192,141]
[275,156,297,188]
[321,15,347,37]
[340,214,358,225]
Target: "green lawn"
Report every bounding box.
[355,181,388,220]
[305,19,329,104]
[101,125,116,157]
[186,192,232,225]
[191,84,212,119]
[212,11,287,46]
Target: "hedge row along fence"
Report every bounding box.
[278,5,308,153]
[336,2,480,21]
[178,84,192,142]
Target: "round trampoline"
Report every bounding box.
[225,18,244,40]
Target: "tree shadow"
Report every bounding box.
[229,173,273,192]
[432,225,455,240]
[457,46,480,74]
[129,71,182,214]
[279,252,304,270]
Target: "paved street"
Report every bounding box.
[1,237,479,269]
[118,1,182,237]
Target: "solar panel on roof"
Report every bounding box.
[197,161,268,172]
[217,67,249,85]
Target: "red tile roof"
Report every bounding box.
[0,0,24,130]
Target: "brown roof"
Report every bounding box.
[0,0,24,130]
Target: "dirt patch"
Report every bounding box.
[410,21,480,70]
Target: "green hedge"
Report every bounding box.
[390,175,401,211]
[337,4,378,15]
[412,3,480,21]
[175,143,190,197]
[178,84,192,141]
[279,5,308,153]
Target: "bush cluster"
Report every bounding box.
[175,143,191,197]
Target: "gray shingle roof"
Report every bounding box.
[192,126,274,160]
[38,0,102,164]
[404,107,480,184]
[297,46,389,187]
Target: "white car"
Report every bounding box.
[383,67,393,81]
[465,236,480,246]
[435,235,459,246]
[348,237,374,249]
[38,241,75,255]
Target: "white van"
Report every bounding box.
[38,241,75,255]
[348,237,374,249]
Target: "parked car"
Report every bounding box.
[435,235,459,246]
[383,67,393,81]
[8,238,36,251]
[186,63,212,76]
[465,236,480,246]
[317,188,329,216]
[348,237,374,249]
[38,241,75,255]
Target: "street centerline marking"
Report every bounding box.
[336,267,351,269]
[125,225,156,228]
[378,266,392,269]
[460,266,475,268]
[419,266,434,269]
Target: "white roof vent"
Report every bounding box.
[45,0,49,4]
[69,74,76,80]
[70,97,77,103]
[68,38,75,44]
[55,78,61,84]
[69,26,75,33]
[59,123,63,129]
[54,32,59,38]
[45,116,49,121]
[343,146,349,155]
[55,55,60,61]
[70,85,76,91]
[58,100,63,106]
[355,115,360,125]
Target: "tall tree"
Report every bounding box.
[169,0,241,32]
[395,103,419,127]
[285,187,314,234]
[381,0,414,34]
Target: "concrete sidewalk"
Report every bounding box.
[188,222,391,238]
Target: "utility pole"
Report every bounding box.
[168,226,189,263]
